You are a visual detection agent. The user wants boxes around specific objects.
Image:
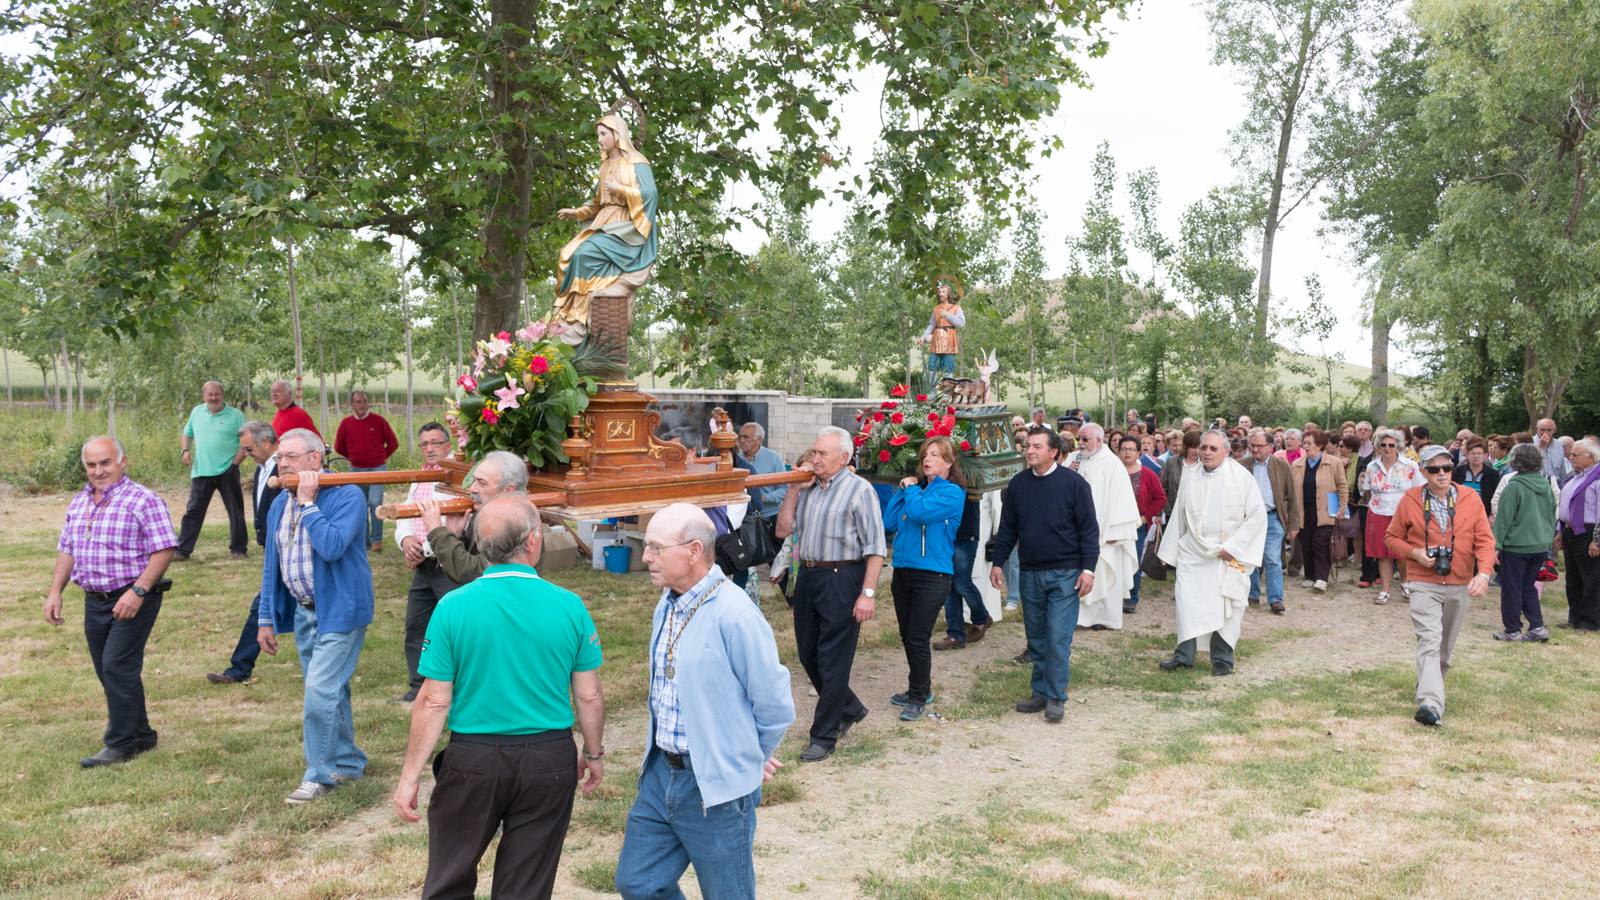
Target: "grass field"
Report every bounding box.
[7,467,1600,896]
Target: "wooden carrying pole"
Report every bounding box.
[272,459,470,492]
[378,490,566,521]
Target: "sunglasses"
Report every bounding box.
[1378,442,1398,448]
[1423,465,1453,474]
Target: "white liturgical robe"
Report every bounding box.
[1075,445,1142,629]
[1157,456,1267,649]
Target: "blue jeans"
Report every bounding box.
[615,750,761,900]
[1005,549,1020,606]
[1019,568,1082,701]
[292,605,367,786]
[1127,524,1150,609]
[927,353,956,379]
[350,464,386,543]
[1249,510,1285,604]
[944,538,992,641]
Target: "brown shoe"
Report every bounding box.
[966,622,990,644]
[931,636,966,651]
[206,672,241,685]
[369,541,383,553]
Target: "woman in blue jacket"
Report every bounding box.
[883,435,967,721]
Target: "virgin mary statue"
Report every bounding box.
[551,113,658,345]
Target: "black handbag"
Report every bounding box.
[716,508,780,572]
[1140,520,1169,581]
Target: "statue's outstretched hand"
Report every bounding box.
[557,208,579,220]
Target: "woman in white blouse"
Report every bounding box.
[1359,428,1425,605]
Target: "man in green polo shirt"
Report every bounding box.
[176,380,249,560]
[393,494,606,900]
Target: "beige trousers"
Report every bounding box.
[1406,581,1469,715]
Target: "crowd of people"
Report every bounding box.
[39,377,1600,898]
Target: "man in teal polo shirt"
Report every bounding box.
[176,380,248,560]
[393,494,606,900]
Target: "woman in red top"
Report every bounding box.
[1119,435,1168,614]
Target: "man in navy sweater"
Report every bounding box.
[989,427,1099,723]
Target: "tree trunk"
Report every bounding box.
[3,345,12,402]
[106,359,117,441]
[1368,274,1392,424]
[473,0,538,341]
[1253,7,1314,357]
[60,337,73,428]
[401,242,416,452]
[286,239,307,405]
[451,289,465,377]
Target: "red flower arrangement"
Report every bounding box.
[855,384,976,477]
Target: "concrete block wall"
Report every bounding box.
[649,388,879,463]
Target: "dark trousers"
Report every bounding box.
[792,562,869,748]
[176,464,248,555]
[83,586,164,751]
[422,738,579,900]
[1299,522,1333,582]
[892,567,951,700]
[1174,631,1234,667]
[1497,549,1547,633]
[222,594,263,681]
[406,560,458,690]
[1562,529,1600,630]
[1356,507,1380,582]
[943,538,991,641]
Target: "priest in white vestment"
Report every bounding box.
[1156,430,1267,676]
[1072,424,1141,630]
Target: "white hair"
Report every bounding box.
[475,450,530,493]
[239,421,277,445]
[1572,438,1600,462]
[818,425,853,456]
[81,435,126,463]
[1374,427,1404,446]
[1078,422,1105,441]
[1284,428,1302,441]
[278,428,323,456]
[740,422,766,443]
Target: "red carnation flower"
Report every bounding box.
[942,414,957,430]
[916,393,928,402]
[890,412,904,424]
[946,406,956,415]
[481,407,500,425]
[889,434,910,447]
[882,400,899,410]
[878,449,891,463]
[873,411,885,422]
[960,440,972,451]
[855,433,867,446]
[496,330,511,342]
[928,412,940,422]
[528,355,550,375]
[456,374,478,392]
[890,384,909,398]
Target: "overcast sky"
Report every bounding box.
[732,1,1410,376]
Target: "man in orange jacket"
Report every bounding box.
[1385,444,1497,727]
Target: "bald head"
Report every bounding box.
[476,495,543,565]
[644,503,717,592]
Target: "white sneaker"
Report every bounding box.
[1003,600,1019,612]
[1301,580,1314,589]
[1313,580,1327,592]
[285,781,335,804]
[1375,592,1390,605]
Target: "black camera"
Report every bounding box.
[1427,545,1453,576]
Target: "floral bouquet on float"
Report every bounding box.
[445,322,610,467]
[854,384,973,478]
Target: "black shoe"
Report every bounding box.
[1123,605,1136,614]
[899,703,925,722]
[206,672,242,685]
[395,688,419,703]
[1211,662,1234,677]
[1269,602,1285,615]
[890,692,933,708]
[1247,597,1260,606]
[1159,654,1193,671]
[1089,624,1108,631]
[1414,705,1441,727]
[799,741,834,762]
[1044,699,1065,723]
[838,709,867,738]
[230,551,248,560]
[80,744,151,768]
[1014,694,1047,714]
[1011,649,1033,665]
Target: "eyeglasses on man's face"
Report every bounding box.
[1423,465,1452,474]
[643,539,697,555]
[417,438,450,448]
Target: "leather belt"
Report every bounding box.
[663,751,691,770]
[451,730,569,747]
[801,559,865,569]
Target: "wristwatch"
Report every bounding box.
[583,746,605,761]
[132,585,148,598]
[860,587,876,599]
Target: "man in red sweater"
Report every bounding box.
[270,380,321,442]
[334,390,400,551]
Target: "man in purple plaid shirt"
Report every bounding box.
[45,436,178,768]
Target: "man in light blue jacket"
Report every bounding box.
[616,503,795,900]
[256,428,374,806]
